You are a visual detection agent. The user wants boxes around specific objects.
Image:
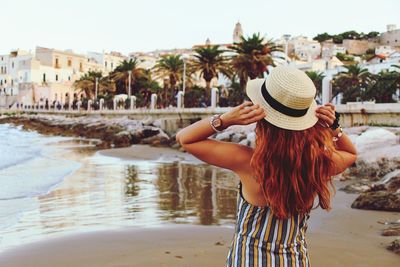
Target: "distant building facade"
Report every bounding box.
[380,24,400,47]
[0,47,124,108]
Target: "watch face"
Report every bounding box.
[213,118,222,128]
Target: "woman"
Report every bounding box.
[176,66,357,267]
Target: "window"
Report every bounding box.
[0,80,2,85]
[55,58,59,68]
[111,62,113,69]
[11,80,13,86]
[105,61,108,67]
[0,66,2,74]
[68,59,72,67]
[68,76,71,81]
[12,62,14,68]
[79,62,83,72]
[43,73,46,83]
[55,74,58,81]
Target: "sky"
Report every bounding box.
[2,0,400,55]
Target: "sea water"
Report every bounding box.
[0,124,81,230]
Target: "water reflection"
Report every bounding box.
[0,147,239,250]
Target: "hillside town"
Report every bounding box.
[0,23,399,109]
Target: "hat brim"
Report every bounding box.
[246,78,318,131]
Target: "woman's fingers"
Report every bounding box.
[239,101,253,109]
[316,109,334,118]
[241,107,265,120]
[324,103,336,111]
[239,103,260,115]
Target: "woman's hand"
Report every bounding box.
[221,101,266,128]
[316,103,336,127]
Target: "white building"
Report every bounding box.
[0,47,125,108]
[375,45,397,57]
[277,36,321,61]
[87,51,126,73]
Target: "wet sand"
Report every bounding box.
[0,145,399,266]
[0,207,398,267]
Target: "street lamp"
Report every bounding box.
[127,70,132,99]
[181,54,189,104]
[95,77,99,100]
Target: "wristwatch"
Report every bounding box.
[210,115,224,132]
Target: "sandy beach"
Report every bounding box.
[0,194,398,267]
[0,145,398,267]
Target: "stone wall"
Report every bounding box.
[1,103,399,132]
[342,39,379,55]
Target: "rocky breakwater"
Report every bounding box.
[0,114,171,148]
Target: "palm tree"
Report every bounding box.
[230,33,282,88]
[331,64,371,103]
[305,71,325,98]
[73,71,113,99]
[191,45,232,93]
[153,54,185,106]
[154,55,184,89]
[363,70,400,103]
[110,58,145,96]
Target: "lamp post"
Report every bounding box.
[128,70,132,99]
[181,54,189,107]
[95,77,99,100]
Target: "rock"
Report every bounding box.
[152,119,162,128]
[247,132,256,147]
[382,226,400,236]
[351,191,400,211]
[142,128,160,138]
[388,175,400,193]
[346,157,400,181]
[239,139,250,146]
[215,131,232,141]
[141,117,154,126]
[113,131,132,147]
[340,182,371,193]
[387,238,400,255]
[141,130,170,146]
[367,183,386,192]
[355,128,398,154]
[231,133,245,143]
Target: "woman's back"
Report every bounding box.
[227,183,309,267]
[176,66,357,267]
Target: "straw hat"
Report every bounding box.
[246,66,318,131]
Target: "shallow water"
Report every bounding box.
[0,129,239,250]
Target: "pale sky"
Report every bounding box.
[2,0,399,55]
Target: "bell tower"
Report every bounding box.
[233,21,243,43]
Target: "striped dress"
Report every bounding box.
[226,183,310,267]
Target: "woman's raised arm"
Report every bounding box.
[175,101,265,172]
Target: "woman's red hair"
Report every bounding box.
[250,120,335,219]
